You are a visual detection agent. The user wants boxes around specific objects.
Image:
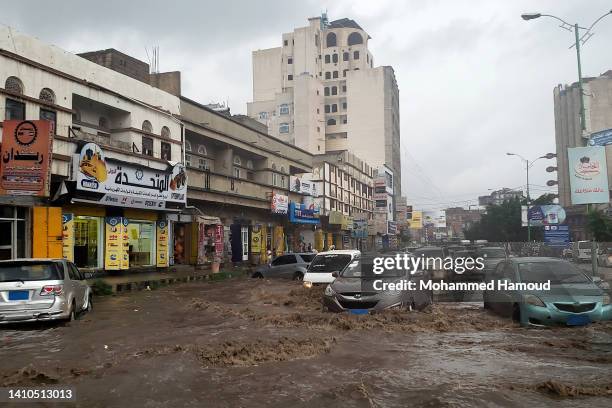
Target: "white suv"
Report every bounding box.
[303,250,360,288]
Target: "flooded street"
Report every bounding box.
[1,278,611,407]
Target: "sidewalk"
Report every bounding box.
[87,264,254,294]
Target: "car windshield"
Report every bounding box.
[342,258,406,278]
[518,262,590,284]
[308,254,352,273]
[0,262,62,282]
[300,254,315,263]
[480,248,506,258]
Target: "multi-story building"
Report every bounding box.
[1,25,184,270]
[445,207,483,239]
[247,15,402,199]
[478,188,524,207]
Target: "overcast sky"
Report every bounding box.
[3,0,612,210]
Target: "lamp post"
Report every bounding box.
[521,10,612,133]
[506,153,556,241]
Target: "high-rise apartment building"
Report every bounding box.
[247,15,402,198]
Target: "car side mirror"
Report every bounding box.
[331,271,339,278]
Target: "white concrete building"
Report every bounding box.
[247,15,402,198]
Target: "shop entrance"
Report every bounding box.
[0,206,26,260]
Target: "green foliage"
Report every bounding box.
[586,210,612,241]
[91,279,113,296]
[464,197,540,242]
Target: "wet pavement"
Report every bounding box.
[1,278,611,407]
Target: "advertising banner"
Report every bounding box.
[75,142,187,206]
[388,221,398,235]
[0,120,53,196]
[288,202,320,224]
[156,220,169,267]
[62,213,74,262]
[567,146,609,204]
[521,205,566,227]
[105,217,124,270]
[290,174,319,196]
[121,218,129,270]
[251,226,262,253]
[271,192,289,214]
[409,211,423,229]
[214,225,224,261]
[329,211,344,225]
[423,210,446,228]
[588,128,612,146]
[543,225,570,248]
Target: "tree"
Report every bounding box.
[464,198,530,242]
[586,210,612,242]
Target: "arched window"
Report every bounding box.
[326,32,337,47]
[39,88,55,104]
[331,86,337,95]
[197,145,207,156]
[185,140,192,152]
[161,126,171,138]
[347,32,363,46]
[332,54,338,63]
[142,120,153,133]
[327,118,336,126]
[5,76,23,94]
[246,160,254,169]
[233,156,242,166]
[324,87,330,96]
[99,117,108,130]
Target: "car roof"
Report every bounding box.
[0,258,65,263]
[507,257,566,263]
[283,253,316,256]
[315,250,360,255]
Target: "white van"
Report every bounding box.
[572,241,594,262]
[302,250,360,287]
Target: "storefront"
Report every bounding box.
[63,142,187,272]
[287,201,320,252]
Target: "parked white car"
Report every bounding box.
[303,250,360,288]
[0,259,93,324]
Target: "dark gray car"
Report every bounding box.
[323,255,432,313]
[252,253,315,280]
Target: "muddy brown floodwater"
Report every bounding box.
[1,278,611,407]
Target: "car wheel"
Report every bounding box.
[293,272,304,281]
[252,272,264,279]
[64,300,76,323]
[86,294,93,313]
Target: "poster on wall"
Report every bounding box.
[75,142,187,206]
[156,220,169,267]
[271,192,289,214]
[214,225,224,261]
[567,146,610,205]
[251,226,262,253]
[0,120,53,196]
[521,205,566,227]
[105,217,124,270]
[62,214,74,262]
[121,218,129,270]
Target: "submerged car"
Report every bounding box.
[323,254,432,313]
[483,257,611,327]
[302,250,359,287]
[251,253,315,280]
[0,259,93,324]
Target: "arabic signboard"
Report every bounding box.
[588,128,612,146]
[271,192,288,214]
[156,220,169,267]
[567,146,609,204]
[75,142,187,206]
[423,210,446,228]
[409,211,423,229]
[288,201,320,224]
[521,205,566,227]
[387,221,398,235]
[543,225,570,248]
[251,226,262,253]
[0,120,53,196]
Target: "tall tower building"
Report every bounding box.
[247,15,402,198]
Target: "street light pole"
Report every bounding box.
[573,23,585,130]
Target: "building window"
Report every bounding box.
[185,140,192,152]
[343,69,348,77]
[142,120,153,133]
[246,160,254,169]
[197,145,207,156]
[279,103,289,115]
[161,141,171,160]
[185,154,192,167]
[324,87,330,96]
[198,158,209,170]
[4,76,24,94]
[348,32,364,45]
[342,102,347,110]
[332,54,338,63]
[280,166,285,173]
[287,57,293,64]
[325,55,330,63]
[5,99,25,120]
[279,123,290,133]
[342,85,347,92]
[325,72,331,80]
[39,88,55,104]
[331,104,338,113]
[333,71,338,79]
[327,118,336,126]
[331,86,337,95]
[324,105,330,113]
[354,51,360,60]
[287,74,293,81]
[233,167,241,179]
[343,52,349,61]
[98,117,109,131]
[272,173,279,186]
[343,117,348,124]
[161,126,170,138]
[284,39,288,46]
[127,221,155,266]
[233,156,242,166]
[40,108,57,133]
[142,136,153,157]
[326,32,337,47]
[247,171,254,181]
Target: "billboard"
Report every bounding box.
[271,192,288,214]
[409,211,423,229]
[423,210,446,228]
[290,174,319,196]
[588,128,612,147]
[567,146,609,205]
[521,205,566,227]
[0,120,53,196]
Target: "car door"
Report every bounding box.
[67,262,85,309]
[280,255,298,278]
[486,261,504,313]
[497,262,517,317]
[268,256,287,278]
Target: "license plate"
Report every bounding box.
[567,315,590,326]
[349,309,369,315]
[8,290,29,301]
